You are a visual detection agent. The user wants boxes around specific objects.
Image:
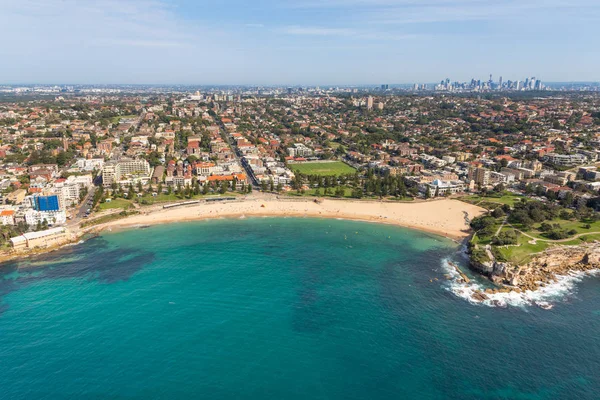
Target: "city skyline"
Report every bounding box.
[1,0,600,85]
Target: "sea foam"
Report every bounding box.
[441,258,600,309]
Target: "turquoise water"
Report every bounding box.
[0,218,599,399]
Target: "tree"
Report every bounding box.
[351,187,363,199]
[525,184,535,195]
[491,208,505,218]
[471,216,496,232]
[492,229,518,245]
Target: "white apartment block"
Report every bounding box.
[102,159,152,187]
[24,209,67,226]
[545,153,587,166]
[76,158,105,172]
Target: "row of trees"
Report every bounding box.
[289,170,413,199]
[102,177,252,204]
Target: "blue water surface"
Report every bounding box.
[0,218,598,399]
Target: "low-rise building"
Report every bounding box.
[420,179,466,197]
[10,227,70,250]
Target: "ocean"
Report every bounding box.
[0,218,599,399]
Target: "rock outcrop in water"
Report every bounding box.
[469,243,600,293]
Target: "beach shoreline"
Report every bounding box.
[0,197,486,264]
[94,197,485,241]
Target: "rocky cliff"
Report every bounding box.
[469,242,600,293]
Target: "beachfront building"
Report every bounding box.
[102,158,153,187]
[420,179,466,197]
[10,227,71,250]
[24,209,67,226]
[204,174,248,190]
[23,195,67,226]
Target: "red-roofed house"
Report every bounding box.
[0,210,15,225]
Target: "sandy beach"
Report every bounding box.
[97,197,486,241]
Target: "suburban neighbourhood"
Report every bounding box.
[0,87,598,267]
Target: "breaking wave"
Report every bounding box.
[441,257,600,309]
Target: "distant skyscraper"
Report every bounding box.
[367,96,374,110]
[380,84,389,90]
[499,76,503,87]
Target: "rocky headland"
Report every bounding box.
[468,242,600,297]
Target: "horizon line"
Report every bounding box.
[2,81,600,87]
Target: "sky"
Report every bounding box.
[1,0,599,85]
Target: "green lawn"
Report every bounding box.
[561,233,600,245]
[98,198,133,211]
[289,161,356,176]
[496,233,550,264]
[138,192,239,205]
[495,226,600,264]
[139,193,182,203]
[471,221,503,246]
[513,218,600,240]
[460,193,525,209]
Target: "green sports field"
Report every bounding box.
[289,161,356,176]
